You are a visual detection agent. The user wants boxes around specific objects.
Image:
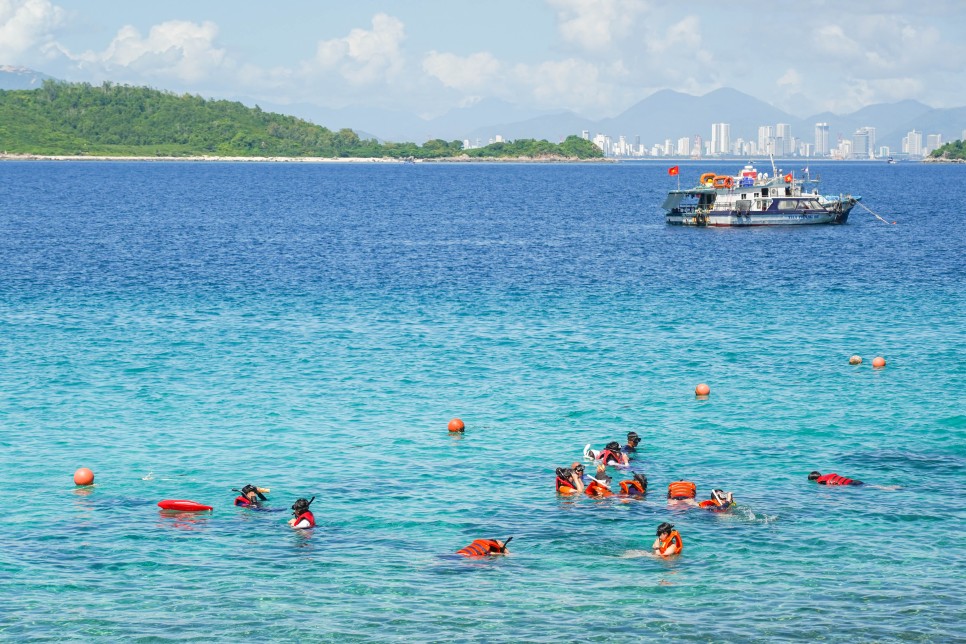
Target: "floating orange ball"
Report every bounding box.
[447,418,465,432]
[695,383,711,396]
[872,356,886,368]
[849,355,862,365]
[73,467,95,486]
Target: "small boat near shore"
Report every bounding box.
[662,161,860,227]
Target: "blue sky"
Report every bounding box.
[2,0,965,119]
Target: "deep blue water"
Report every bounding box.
[0,160,963,641]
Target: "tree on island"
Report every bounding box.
[0,81,603,160]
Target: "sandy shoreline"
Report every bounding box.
[0,152,612,163]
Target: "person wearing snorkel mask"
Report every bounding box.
[622,432,641,454]
[233,484,268,507]
[288,497,316,529]
[698,489,735,511]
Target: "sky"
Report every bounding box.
[2,0,965,120]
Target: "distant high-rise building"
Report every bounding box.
[693,135,703,158]
[902,130,922,156]
[775,123,791,156]
[925,133,942,155]
[801,142,813,157]
[711,122,730,155]
[581,130,590,141]
[758,125,774,155]
[495,134,504,143]
[815,123,830,156]
[879,146,890,158]
[852,127,873,159]
[677,136,691,156]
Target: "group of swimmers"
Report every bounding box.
[233,484,316,528]
[228,437,865,556]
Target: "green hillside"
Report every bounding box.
[929,140,966,160]
[0,81,603,160]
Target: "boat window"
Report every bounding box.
[777,199,800,211]
[761,188,769,197]
[807,200,822,209]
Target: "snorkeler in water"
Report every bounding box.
[233,484,268,507]
[288,496,316,528]
[808,471,863,486]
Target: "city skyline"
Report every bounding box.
[2,0,965,132]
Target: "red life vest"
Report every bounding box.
[585,480,613,497]
[817,473,855,486]
[456,539,503,558]
[293,510,315,528]
[597,449,623,465]
[556,476,578,493]
[658,530,683,556]
[619,480,645,496]
[234,495,253,507]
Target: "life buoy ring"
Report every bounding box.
[712,175,733,189]
[699,172,716,185]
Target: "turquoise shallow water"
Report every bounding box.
[0,160,964,641]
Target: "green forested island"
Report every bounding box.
[0,81,603,160]
[929,140,966,160]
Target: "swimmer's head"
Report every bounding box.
[626,432,640,446]
[656,522,674,537]
[605,441,621,452]
[556,467,573,479]
[241,484,266,501]
[573,464,585,476]
[633,473,648,489]
[711,489,728,505]
[292,497,314,515]
[808,471,821,481]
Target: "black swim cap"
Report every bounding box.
[634,473,648,488]
[808,471,821,480]
[627,432,640,442]
[606,441,620,452]
[656,522,673,536]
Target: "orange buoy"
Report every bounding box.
[849,355,862,365]
[695,383,710,396]
[872,356,886,368]
[73,467,95,486]
[447,418,465,433]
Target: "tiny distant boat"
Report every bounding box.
[662,160,860,227]
[158,499,213,512]
[887,156,897,164]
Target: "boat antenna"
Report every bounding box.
[769,153,777,178]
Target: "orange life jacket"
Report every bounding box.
[556,476,578,494]
[658,530,683,556]
[585,480,613,497]
[667,481,696,500]
[619,480,645,495]
[456,539,503,558]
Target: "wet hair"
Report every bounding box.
[292,496,314,514]
[633,473,648,489]
[627,432,640,444]
[556,467,573,479]
[605,441,621,452]
[656,522,674,536]
[808,471,821,481]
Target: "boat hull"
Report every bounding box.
[666,208,852,227]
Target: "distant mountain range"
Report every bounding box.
[0,65,52,90]
[3,65,963,150]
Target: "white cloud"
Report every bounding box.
[57,20,229,84]
[548,0,649,52]
[777,68,802,92]
[0,0,63,62]
[422,51,501,92]
[313,13,405,85]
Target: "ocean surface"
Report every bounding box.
[0,159,963,642]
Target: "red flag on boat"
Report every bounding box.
[783,172,793,183]
[668,166,679,176]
